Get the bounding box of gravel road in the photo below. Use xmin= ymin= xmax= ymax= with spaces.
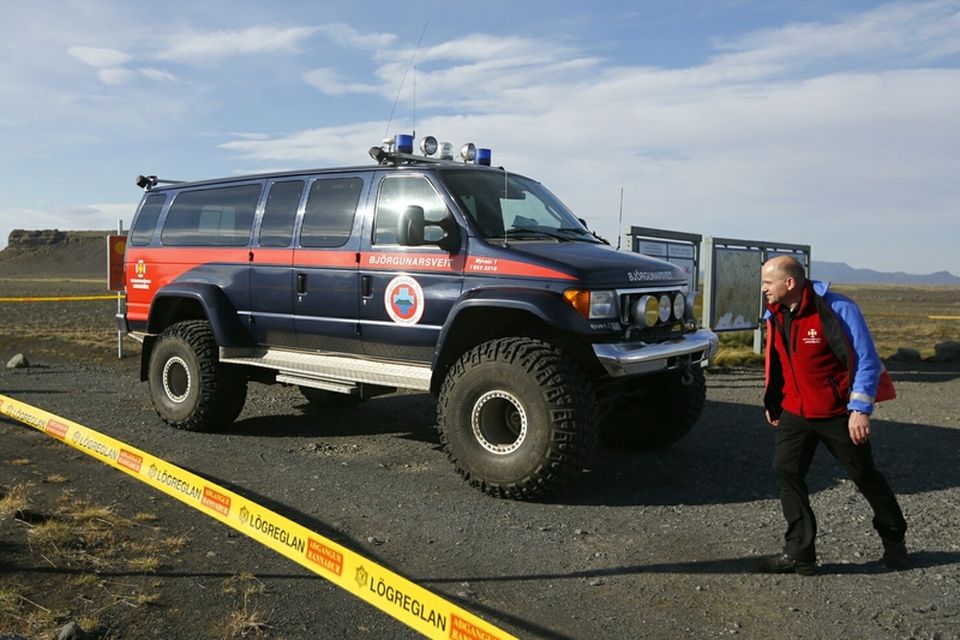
xmin=2 ymin=351 xmax=959 ymax=639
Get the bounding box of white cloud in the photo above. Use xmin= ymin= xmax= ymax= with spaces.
xmin=157 ymin=26 xmax=318 ymax=63
xmin=712 ymin=0 xmax=960 ymax=72
xmin=303 ymin=68 xmax=378 ymax=96
xmin=98 ymin=67 xmax=134 ymax=85
xmin=315 ymin=23 xmax=396 ymax=50
xmin=219 ymin=122 xmax=383 ymax=165
xmin=139 ymin=68 xmax=178 ymax=83
xmin=222 ymin=2 xmax=960 ymax=274
xmin=68 ymin=46 xmax=131 ymax=68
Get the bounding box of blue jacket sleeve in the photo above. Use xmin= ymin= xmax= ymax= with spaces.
xmin=828 ymin=293 xmax=882 ymax=414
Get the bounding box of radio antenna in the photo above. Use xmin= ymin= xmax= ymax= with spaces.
xmin=616 ymin=185 xmax=624 ymax=250
xmin=385 ymin=22 xmax=428 ymax=139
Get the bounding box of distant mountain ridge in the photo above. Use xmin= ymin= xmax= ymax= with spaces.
xmin=811 ymin=261 xmax=960 ymax=286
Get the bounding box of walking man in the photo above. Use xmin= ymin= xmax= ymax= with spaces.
xmin=758 ymin=255 xmax=908 ymax=575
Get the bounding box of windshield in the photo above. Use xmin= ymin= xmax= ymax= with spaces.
xmin=439 ymin=169 xmax=600 ymax=243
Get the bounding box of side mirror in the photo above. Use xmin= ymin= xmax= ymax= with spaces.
xmin=397 ymin=205 xmax=462 ymax=252
xmin=397 ymin=206 xmax=425 ymax=246
xmin=435 ymin=216 xmax=461 ymax=252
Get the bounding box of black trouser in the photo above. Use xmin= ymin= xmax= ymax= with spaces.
xmin=772 ymin=410 xmax=907 ymax=561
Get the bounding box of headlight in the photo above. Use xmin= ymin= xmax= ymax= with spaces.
xmin=563 ymin=289 xmax=618 ymax=319
xmin=658 ymin=294 xmax=672 ymax=323
xmin=633 ymin=295 xmax=659 ymax=327
xmin=685 ymin=291 xmax=697 ymax=320
xmin=672 ymin=292 xmax=685 ymax=321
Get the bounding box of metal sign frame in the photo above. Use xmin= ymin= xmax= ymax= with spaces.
xmin=702 ymin=236 xmax=810 ymax=351
xmin=624 ymin=226 xmax=703 ymax=292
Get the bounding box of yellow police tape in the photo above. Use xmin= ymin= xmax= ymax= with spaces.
xmin=0 ymin=393 xmax=516 ymax=640
xmin=0 ymin=295 xmax=123 ymax=302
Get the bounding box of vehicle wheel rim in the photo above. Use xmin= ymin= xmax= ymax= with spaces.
xmin=162 ymin=357 xmax=191 ymax=403
xmin=471 ymin=390 xmax=527 ymax=455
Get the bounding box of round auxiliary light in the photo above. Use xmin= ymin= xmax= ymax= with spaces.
xmin=420 ymin=135 xmax=438 ymax=156
xmin=394 ymin=133 xmax=414 ymax=155
xmin=461 ymin=142 xmax=477 ymax=162
xmin=659 ymin=294 xmax=672 ymax=323
xmin=685 ymin=291 xmax=698 ymax=320
xmin=633 ymin=295 xmax=660 ymax=328
xmin=476 ymin=148 xmax=492 ymax=166
xmin=672 ymin=292 xmax=685 ymax=321
xmin=439 ymin=142 xmax=454 ymax=160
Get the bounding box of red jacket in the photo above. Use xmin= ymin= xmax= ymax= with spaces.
xmin=765 ymin=282 xmax=849 ymax=418
xmin=763 ymin=281 xmax=895 ymax=420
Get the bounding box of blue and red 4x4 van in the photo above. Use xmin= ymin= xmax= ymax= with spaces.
xmin=121 ymin=134 xmax=718 ymax=500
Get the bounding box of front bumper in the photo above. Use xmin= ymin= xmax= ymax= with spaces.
xmin=592 ymin=329 xmax=719 ymax=377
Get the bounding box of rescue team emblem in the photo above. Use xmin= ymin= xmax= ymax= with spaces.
xmin=384 ymin=276 xmax=424 ymax=325
xmin=131 ymin=259 xmax=152 ymax=290
xmin=803 ymin=328 xmax=822 ymax=345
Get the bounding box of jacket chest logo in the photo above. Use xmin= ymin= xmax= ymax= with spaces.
xmin=802 ymin=327 xmax=823 ymax=345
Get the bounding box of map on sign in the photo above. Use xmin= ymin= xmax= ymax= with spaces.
xmin=711 ymin=248 xmax=762 ymax=331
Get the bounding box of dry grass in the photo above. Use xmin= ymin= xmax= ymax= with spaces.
xmin=0 ymin=581 xmax=58 ymax=634
xmin=220 ymin=574 xmax=272 ymax=639
xmin=132 ymin=512 xmax=159 ymax=523
xmin=833 ymin=284 xmax=960 ymax=359
xmin=1 ymin=490 xmax=176 ymax=638
xmin=0 ymin=482 xmax=32 ymax=517
xmin=162 ymin=534 xmax=189 ymax=553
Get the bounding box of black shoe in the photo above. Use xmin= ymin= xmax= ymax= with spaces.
xmin=882 ymin=541 xmax=910 ymax=570
xmin=757 ymin=553 xmax=817 ymax=576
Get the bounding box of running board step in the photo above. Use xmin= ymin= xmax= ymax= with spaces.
xmin=276 ymin=374 xmax=358 ymax=395
xmin=219 ymin=347 xmax=432 ymax=391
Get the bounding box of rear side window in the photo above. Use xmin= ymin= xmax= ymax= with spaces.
xmin=161 ymin=184 xmax=261 ymax=247
xmin=129 ymin=194 xmax=166 ymax=246
xmin=300 ymin=177 xmax=362 ymax=248
xmin=259 ymin=180 xmax=303 ymax=247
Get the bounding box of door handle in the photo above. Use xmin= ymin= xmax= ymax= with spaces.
xmin=361 ymin=275 xmax=372 ymax=298
xmin=297 ymin=273 xmax=306 ymax=295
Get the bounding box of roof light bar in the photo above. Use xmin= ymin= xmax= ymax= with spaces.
xmin=371 ymin=134 xmax=493 ymax=166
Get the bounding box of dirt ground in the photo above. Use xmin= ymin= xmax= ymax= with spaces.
xmin=1 ymin=271 xmax=959 ymax=639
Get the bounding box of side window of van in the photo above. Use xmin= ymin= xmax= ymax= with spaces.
xmin=374 ymin=176 xmax=449 ymax=245
xmin=259 ymin=180 xmax=303 ymax=247
xmin=161 ymin=184 xmax=261 ymax=247
xmin=129 ymin=194 xmax=166 ymax=246
xmin=300 ymin=177 xmax=363 ymax=248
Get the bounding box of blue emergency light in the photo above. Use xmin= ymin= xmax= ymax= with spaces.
xmin=476 ymin=148 xmax=492 ymax=166
xmin=394 ymin=134 xmax=414 ymax=155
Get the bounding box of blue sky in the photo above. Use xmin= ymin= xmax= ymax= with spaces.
xmin=1 ymin=0 xmax=958 ymax=275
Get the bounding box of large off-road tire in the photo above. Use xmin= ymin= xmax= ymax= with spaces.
xmin=298 ymin=385 xmax=364 ymax=408
xmin=148 ymin=320 xmax=247 ymax=431
xmin=600 ymin=365 xmax=706 ymax=449
xmin=436 ymin=337 xmax=598 ymax=500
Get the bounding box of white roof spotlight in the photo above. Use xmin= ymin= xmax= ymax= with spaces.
xmin=420 ymin=135 xmax=438 ymax=157
xmin=460 ymin=143 xmax=477 ymax=163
